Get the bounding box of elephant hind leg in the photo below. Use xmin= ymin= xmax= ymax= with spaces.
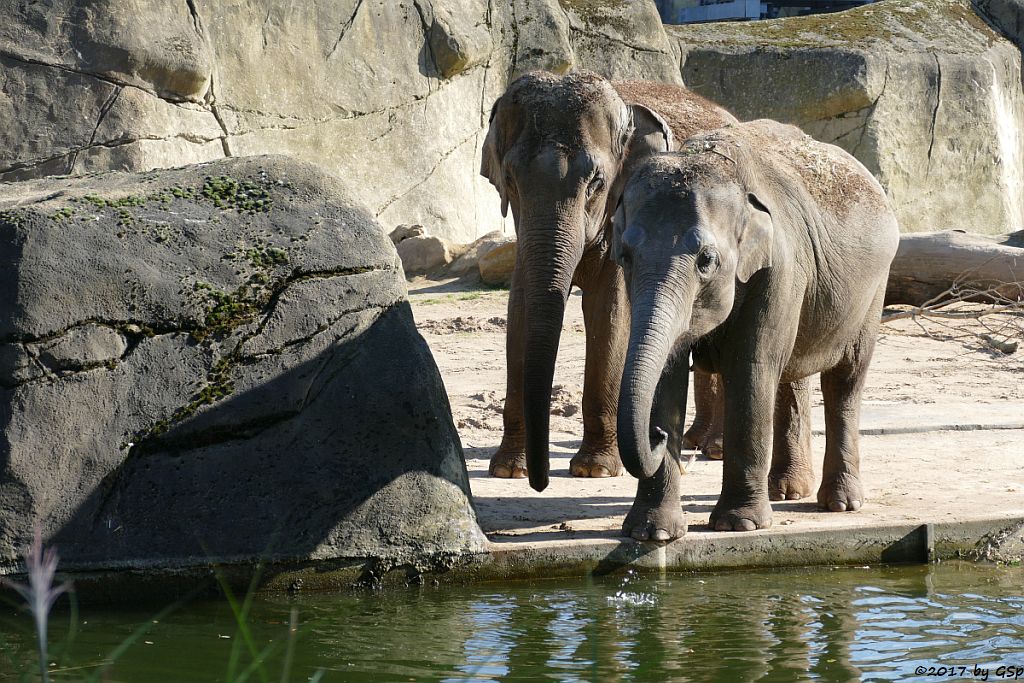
xmin=684 ymin=369 xmax=724 ymax=459
xmin=769 ymin=378 xmax=815 ymax=501
xmin=817 ymin=289 xmax=884 ymax=511
xmin=570 ymin=259 xmax=627 ymax=478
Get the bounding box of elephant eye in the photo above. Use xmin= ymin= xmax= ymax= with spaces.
xmin=586 ymin=173 xmax=605 ymax=200
xmin=617 ymin=244 xmax=632 ymax=268
xmin=695 ymin=248 xmax=719 ymax=278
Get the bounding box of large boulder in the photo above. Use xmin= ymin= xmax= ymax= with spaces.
xmin=0 ymin=0 xmax=681 ymax=244
xmin=478 ymin=238 xmax=518 ymax=286
xmin=0 ymin=156 xmax=486 ymax=574
xmin=669 ymin=0 xmax=1024 ymax=234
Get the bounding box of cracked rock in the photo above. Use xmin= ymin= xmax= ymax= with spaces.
xmin=0 ymin=155 xmax=485 ymax=572
xmin=0 ymin=344 xmax=42 ymax=387
xmin=0 ymin=0 xmax=685 ymax=243
xmin=33 ymin=324 xmax=128 ymax=372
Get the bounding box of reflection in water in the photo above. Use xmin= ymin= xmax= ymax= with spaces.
xmin=2 ymin=562 xmax=1023 ymax=681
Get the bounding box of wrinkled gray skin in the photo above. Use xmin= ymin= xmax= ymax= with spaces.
xmin=613 ymin=120 xmax=900 ymax=539
xmin=481 ymin=71 xmax=736 ymax=492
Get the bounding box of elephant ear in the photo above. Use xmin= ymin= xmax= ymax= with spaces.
xmin=736 ymin=192 xmax=774 ymax=282
xmin=480 ymin=97 xmax=509 ymax=217
xmin=604 ymin=104 xmax=672 ymax=228
xmin=626 ymin=103 xmax=674 ymax=159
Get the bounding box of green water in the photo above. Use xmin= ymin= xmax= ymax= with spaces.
xmin=2 ymin=562 xmax=1023 ymax=682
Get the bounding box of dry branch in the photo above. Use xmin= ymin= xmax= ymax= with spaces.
xmin=881 ymin=230 xmax=1024 ymax=354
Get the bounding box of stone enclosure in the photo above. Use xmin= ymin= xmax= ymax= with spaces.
xmin=1 ymin=0 xmax=1023 ymax=582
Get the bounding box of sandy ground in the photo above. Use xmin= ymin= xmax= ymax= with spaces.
xmin=408 ymin=278 xmax=1024 ymax=543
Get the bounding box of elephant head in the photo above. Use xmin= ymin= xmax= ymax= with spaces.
xmin=612 ymin=148 xmax=774 ymax=480
xmin=481 ymin=71 xmax=674 ymax=492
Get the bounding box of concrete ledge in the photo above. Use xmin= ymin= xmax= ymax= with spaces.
xmin=9 ymin=514 xmax=1019 ymax=604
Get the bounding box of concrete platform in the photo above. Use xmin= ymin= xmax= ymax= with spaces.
xmin=409 ymin=279 xmax=1024 ymax=583
xmin=463 ymin=428 xmax=1024 ymax=581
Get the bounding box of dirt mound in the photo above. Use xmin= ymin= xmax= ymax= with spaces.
xmin=419 ymin=316 xmax=507 ymax=335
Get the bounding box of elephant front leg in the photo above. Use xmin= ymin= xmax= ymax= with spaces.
xmin=570 ymin=261 xmax=627 ymax=478
xmin=622 ymin=453 xmax=686 ymax=541
xmin=490 ymin=266 xmax=528 ymax=478
xmin=710 ymin=366 xmax=776 ymax=531
xmin=769 ymin=378 xmax=815 ymax=501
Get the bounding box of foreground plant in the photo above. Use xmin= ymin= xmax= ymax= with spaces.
xmin=1 ymin=527 xmax=72 ymax=683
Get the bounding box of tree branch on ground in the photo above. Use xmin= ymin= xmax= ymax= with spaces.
xmin=882 ymin=230 xmax=1023 ymax=355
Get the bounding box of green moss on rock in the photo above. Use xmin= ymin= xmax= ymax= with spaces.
xmin=201 ymin=175 xmax=273 ymax=213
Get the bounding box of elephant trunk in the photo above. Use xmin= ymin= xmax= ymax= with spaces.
xmin=520 ymin=212 xmax=582 ymax=492
xmin=618 ymin=279 xmax=689 ymax=480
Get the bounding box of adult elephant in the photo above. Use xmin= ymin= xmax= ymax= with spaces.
xmin=613 ymin=120 xmax=899 ymax=539
xmin=480 ymin=71 xmax=736 ymax=491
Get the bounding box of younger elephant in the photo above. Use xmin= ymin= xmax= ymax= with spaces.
xmin=613 ymin=120 xmax=899 ymax=540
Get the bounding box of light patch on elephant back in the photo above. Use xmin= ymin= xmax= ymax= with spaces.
xmin=781 ymin=136 xmax=883 ymax=216
xmin=736 ymin=121 xmax=885 ymax=217
xmin=612 ymin=81 xmax=738 ymax=142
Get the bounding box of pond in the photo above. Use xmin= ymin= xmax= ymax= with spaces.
xmin=2 ymin=561 xmax=1023 ymax=682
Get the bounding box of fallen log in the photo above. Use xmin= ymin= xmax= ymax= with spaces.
xmin=885 ymin=230 xmax=1024 ymax=307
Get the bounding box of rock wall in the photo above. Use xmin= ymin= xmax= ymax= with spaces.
xmin=670 ymin=0 xmax=1024 ymax=234
xmin=2 ymin=0 xmax=1020 ymax=242
xmin=0 ymin=0 xmax=679 ymax=244
xmin=0 ymin=156 xmax=486 ymax=572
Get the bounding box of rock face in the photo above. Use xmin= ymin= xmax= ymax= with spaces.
xmin=3 ymin=0 xmax=1019 ymax=242
xmin=0 ymin=0 xmax=681 ymax=244
xmin=0 ymin=156 xmax=486 ymax=571
xmin=670 ymin=0 xmax=1024 ymax=234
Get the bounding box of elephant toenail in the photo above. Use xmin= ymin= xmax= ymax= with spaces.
xmin=511 ymin=468 xmax=527 ymax=479
xmin=492 ymin=466 xmax=510 ymax=478
xmin=651 ymin=528 xmax=670 ymax=541
xmin=829 ymin=501 xmax=847 ymax=512
xmin=591 ymin=465 xmax=611 ymax=478
xmin=736 ymin=519 xmax=756 ymax=531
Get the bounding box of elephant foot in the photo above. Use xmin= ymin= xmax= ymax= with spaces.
xmin=621 ymin=458 xmax=685 ymax=541
xmin=702 ymin=433 xmax=724 ymax=460
xmin=769 ymin=467 xmax=816 ymax=501
xmin=489 ymin=442 xmax=527 ymax=479
xmin=710 ymin=496 xmax=773 ymax=532
xmin=682 ymin=421 xmax=709 ymax=451
xmin=570 ymin=443 xmax=623 ymax=478
xmin=817 ymin=471 xmax=864 ymax=512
